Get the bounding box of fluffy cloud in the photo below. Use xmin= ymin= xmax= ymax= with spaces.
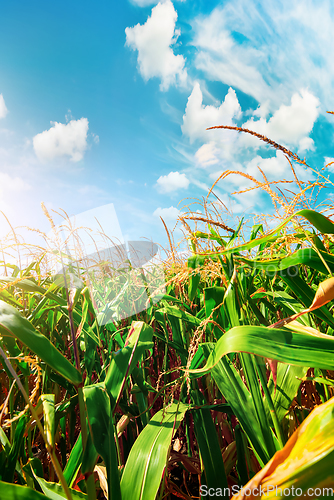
xmin=245 ymin=151 xmax=293 ymax=180
xmin=156 ymin=171 xmax=189 ymax=193
xmin=195 ymin=142 xmax=220 ymax=167
xmin=182 ymin=83 xmax=241 ymax=143
xmin=191 ymin=0 xmax=334 ymax=112
xmin=241 ymin=90 xmax=320 ymax=150
xmin=153 ymin=205 xmax=180 ymax=221
xmin=324 ymin=157 xmax=334 ymax=173
xmin=125 ymin=0 xmax=187 ymax=90
xmin=186 ymin=89 xmax=318 ymax=187
xmin=33 ymin=118 xmax=89 ymax=162
xmin=0 ymin=94 xmax=8 ymax=119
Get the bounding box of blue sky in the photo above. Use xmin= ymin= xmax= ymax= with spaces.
xmin=1 ymin=0 xmax=334 ymax=258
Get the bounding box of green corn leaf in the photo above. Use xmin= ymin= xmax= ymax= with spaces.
xmin=0 ymin=301 xmax=82 ymax=385
xmin=242 ymin=354 xmax=277 ymax=457
xmin=264 ymin=291 xmax=310 ymax=326
xmin=0 ymin=482 xmax=48 ymax=500
xmin=266 ymin=363 xmax=308 ymax=423
xmin=192 ymin=391 xmax=228 ymax=497
xmin=187 ymin=255 xmax=202 ymax=302
xmin=0 ymin=278 xmax=99 ymax=345
xmin=41 ymin=394 xmax=55 ymax=449
xmin=0 ymin=427 xmax=10 ymax=454
xmin=191 ymin=209 xmax=334 ymax=258
xmin=238 ymin=248 xmax=334 ymax=276
xmin=155 ymin=304 xmax=201 ymax=327
xmin=279 ymin=270 xmax=334 ymax=328
xmin=204 ymin=286 xmax=227 ymax=338
xmin=223 ymin=267 xmax=240 ymax=328
xmin=235 ymin=425 xmax=250 ymax=485
xmin=120 ymin=401 xmax=188 ymax=500
xmin=201 ymin=343 xmax=269 ymax=464
xmin=63 ymin=434 xmax=83 ymax=487
xmin=302 ymin=376 xmax=334 ymax=387
xmin=105 ymin=321 xmax=154 ymax=409
xmin=81 ymin=431 xmax=98 ymax=476
xmin=31 ymin=469 xmax=88 ymax=499
xmin=189 ymin=325 xmax=334 ymax=378
xmin=84 ymin=384 xmax=121 ymax=500
xmin=1 ymin=415 xmax=27 ymax=483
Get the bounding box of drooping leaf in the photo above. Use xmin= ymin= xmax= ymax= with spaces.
xmin=32 ymin=468 xmax=88 ymax=499
xmin=310 ymin=276 xmax=334 ymax=310
xmin=0 ymin=277 xmax=99 ymax=345
xmin=189 ymin=325 xmax=334 ymax=378
xmin=0 ymin=301 xmax=82 ymax=385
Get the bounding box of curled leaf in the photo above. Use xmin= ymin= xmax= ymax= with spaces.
xmin=309 ymin=276 xmax=334 ymax=311
xmin=232 ymin=396 xmax=334 ymax=499
xmin=94 ymin=466 xmax=108 ymax=500
xmin=269 ymin=276 xmax=334 ymax=329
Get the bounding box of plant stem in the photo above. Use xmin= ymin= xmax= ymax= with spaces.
xmin=0 ymin=346 xmax=73 ymax=500
xmin=78 ymin=386 xmax=97 ymax=500
xmin=256 ymin=360 xmax=285 ymax=449
xmin=66 ymin=289 xmax=81 ymax=372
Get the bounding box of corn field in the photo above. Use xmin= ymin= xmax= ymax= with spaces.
xmin=1 ymin=128 xmax=334 ymax=499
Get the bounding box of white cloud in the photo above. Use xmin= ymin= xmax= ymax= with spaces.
xmin=125 ymin=0 xmax=187 ymax=90
xmin=192 ymin=8 xmax=271 ymax=106
xmin=153 ymin=205 xmax=180 ymax=221
xmin=298 ymin=137 xmax=314 ymax=153
xmin=191 ymin=0 xmax=334 ymax=113
xmin=0 ymin=94 xmax=8 ymax=119
xmin=325 ymin=157 xmax=334 ymax=173
xmin=156 ymin=171 xmax=189 ymax=193
xmin=245 ymin=152 xmax=292 ymax=180
xmin=92 ymin=133 xmax=100 ymax=145
xmin=0 ymin=172 xmax=31 ymax=196
xmin=195 ymin=142 xmax=220 ymax=167
xmin=182 ymin=83 xmax=241 ymax=143
xmin=241 ymin=90 xmax=320 ymax=150
xmin=253 ymin=101 xmax=270 ymax=119
xmin=33 ymin=118 xmax=89 ymax=162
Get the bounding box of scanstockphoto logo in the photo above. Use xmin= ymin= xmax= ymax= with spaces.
xmin=47 ymin=203 xmax=166 ymax=325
